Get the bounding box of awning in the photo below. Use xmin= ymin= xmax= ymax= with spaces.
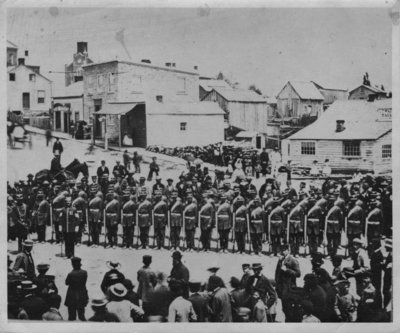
xmin=95 ymin=102 xmax=144 ymax=115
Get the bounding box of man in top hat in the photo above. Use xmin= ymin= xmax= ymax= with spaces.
xmin=34 ymin=263 xmax=58 ymax=304
xmin=17 ymin=280 xmax=48 ymax=320
xmin=259 ymin=148 xmax=269 ymax=176
xmin=14 ymin=239 xmax=36 ymax=280
xmin=275 ymin=244 xmax=301 ymax=299
xmin=216 ymin=195 xmax=232 ymax=253
xmin=170 ymin=251 xmax=190 ymax=298
xmin=153 ymin=192 xmax=168 ymax=250
xmin=183 ymin=194 xmax=198 ymax=251
xmin=101 ymin=261 xmax=126 ymax=294
xmin=240 ymin=263 xmax=253 ymax=289
xmin=65 ymin=257 xmax=88 ymax=321
xmin=352 ymin=238 xmax=370 ymax=296
xmin=137 ymin=255 xmax=157 ymax=314
xmin=247 ymin=263 xmax=277 ymax=314
xmin=153 ymin=176 xmax=165 ymax=194
xmin=97 ymin=160 xmax=110 ymax=180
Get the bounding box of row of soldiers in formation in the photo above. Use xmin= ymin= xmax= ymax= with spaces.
xmin=7 ymin=166 xmax=392 ymax=259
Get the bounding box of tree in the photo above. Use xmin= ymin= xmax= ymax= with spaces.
xmin=248 ymin=84 xmax=262 ymax=95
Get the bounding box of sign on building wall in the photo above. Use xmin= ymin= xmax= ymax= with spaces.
xmin=377 ymin=108 xmax=391 ymax=121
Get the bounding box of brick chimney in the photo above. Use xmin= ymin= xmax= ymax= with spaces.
xmin=336 ymin=120 xmax=345 ymax=132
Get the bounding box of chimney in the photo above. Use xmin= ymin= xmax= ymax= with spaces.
xmin=165 ymin=62 xmax=171 ymax=67
xmin=156 ymin=95 xmax=163 ymax=103
xmin=141 ymin=59 xmax=151 ymax=64
xmin=336 ymin=120 xmax=345 ymax=132
xmin=77 ymin=42 xmax=88 ymax=54
xmin=194 ymin=65 xmax=198 ymax=70
xmin=18 ymin=58 xmax=25 ymax=65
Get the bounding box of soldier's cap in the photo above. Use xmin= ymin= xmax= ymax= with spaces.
xmin=249 ymin=189 xmax=257 ymax=195
xmin=36 ymin=193 xmax=45 ymax=200
xmin=207 ymin=267 xmax=220 ymax=273
xmin=167 ymin=178 xmax=173 ymax=182
xmin=171 ymin=191 xmax=178 ymax=197
xmin=71 ymin=257 xmax=82 ymax=265
xmin=79 ymin=191 xmax=86 ymax=198
xmin=328 ymin=195 xmax=337 ymax=201
xmin=91 ymin=297 xmax=108 ymax=308
xmin=37 ymin=263 xmax=50 ymax=271
xmin=172 ymin=250 xmax=183 ymax=259
xmin=237 ymin=196 xmax=245 ymax=203
xmin=253 ymin=197 xmax=261 ymax=202
xmin=52 ymin=179 xmax=58 ymax=184
xmin=220 ymin=194 xmax=227 ymax=200
xmin=106 ymin=261 xmax=121 ymax=270
xmin=16 ymin=194 xmax=23 ymax=200
xmin=17 ymin=280 xmax=37 ymax=291
xmin=237 ymin=307 xmax=251 ymax=316
xmin=140 ymin=176 xmax=146 ymax=181
xmin=22 ymin=240 xmax=34 ymax=248
xmin=43 ymin=180 xmax=50 ymax=186
xmin=240 ymin=181 xmax=248 ymax=186
xmin=252 ymin=263 xmax=263 ymax=270
xmin=27 ymin=173 xmax=34 ymax=178
xmin=242 ymin=263 xmax=250 ymax=269
xmin=272 ymin=197 xmax=281 ymax=203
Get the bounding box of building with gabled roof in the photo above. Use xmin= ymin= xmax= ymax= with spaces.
xmin=282 ymin=99 xmax=392 ymax=174
xmin=199 ymin=79 xmax=230 ymax=99
xmin=348 ymin=84 xmax=388 ymax=100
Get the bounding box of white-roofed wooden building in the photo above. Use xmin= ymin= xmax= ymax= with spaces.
xmin=281 ymin=99 xmax=392 ymax=174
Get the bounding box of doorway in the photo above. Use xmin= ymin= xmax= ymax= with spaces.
xmin=22 ymin=93 xmax=30 ymax=109
xmin=125 ymin=104 xmax=147 ymax=148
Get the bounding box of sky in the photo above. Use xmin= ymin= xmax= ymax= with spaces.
xmin=7 ymin=6 xmax=393 ymax=96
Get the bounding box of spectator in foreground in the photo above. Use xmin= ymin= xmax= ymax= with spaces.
xmin=42 ymin=294 xmax=63 ymax=321
xmin=301 ymin=300 xmax=321 ymax=323
xmin=88 ymin=297 xmax=119 ymax=322
xmin=65 ymin=257 xmax=88 ymax=321
xmin=168 ymin=281 xmax=197 ymax=322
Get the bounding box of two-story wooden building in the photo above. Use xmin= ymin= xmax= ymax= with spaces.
xmin=282 ymin=99 xmax=392 ymax=174
xmin=83 ymin=60 xmax=225 ymax=147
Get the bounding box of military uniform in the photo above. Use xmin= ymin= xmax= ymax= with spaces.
xmin=52 ymin=194 xmax=66 ymax=243
xmin=325 ymin=204 xmax=343 ymax=257
xmin=199 ymin=200 xmax=214 ymax=251
xmin=250 ymin=204 xmax=265 ymax=255
xmin=122 ymin=198 xmax=137 ymax=249
xmin=347 ymin=203 xmax=365 ymax=249
xmin=307 ymin=205 xmax=323 ymax=255
xmin=106 ymin=197 xmax=120 ymax=247
xmin=72 ymin=195 xmax=87 ymax=244
xmin=288 ymin=204 xmax=305 ymax=256
xmin=170 ymin=198 xmax=183 ymax=249
xmin=88 ymin=195 xmax=103 ymax=246
xmin=269 ymin=204 xmax=285 ymax=255
xmin=153 ymin=198 xmax=168 ymax=249
xmin=137 ymin=198 xmax=152 ymax=248
xmin=366 ymin=204 xmax=383 ymax=248
xmin=216 ymin=200 xmax=232 ymax=252
xmin=234 ymin=203 xmax=248 ymax=253
xmin=36 ymin=197 xmax=50 ymax=243
xmin=183 ymin=200 xmax=197 ymax=250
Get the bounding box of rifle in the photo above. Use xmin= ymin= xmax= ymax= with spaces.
xmin=50 ymin=204 xmax=54 ymax=243
xmin=364 ymin=214 xmax=369 ymax=248
xmin=182 ymin=210 xmax=186 ymax=250
xmin=323 ymin=216 xmax=328 ymax=256
xmin=304 ymin=215 xmax=308 ymax=256
xmin=231 ymin=212 xmax=236 ymax=253
xmin=152 ymin=209 xmax=156 ymax=248
xmin=197 ymin=211 xmax=201 ymax=252
xmin=215 ymin=211 xmax=219 ymax=252
xmin=86 ymin=208 xmax=90 ymax=246
xmin=103 ymin=209 xmax=107 ymax=248
xmin=344 ymin=216 xmax=348 ymax=257
xmin=136 ymin=209 xmax=140 ymax=248
xmin=286 ymin=213 xmax=290 ymax=251
xmin=168 ymin=210 xmax=171 ymax=249
xmin=247 ymin=213 xmax=252 ymax=253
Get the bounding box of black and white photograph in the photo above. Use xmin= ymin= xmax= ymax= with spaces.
xmin=3 ymin=0 xmax=399 ymax=330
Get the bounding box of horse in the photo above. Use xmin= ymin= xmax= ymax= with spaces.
xmin=64 ymin=159 xmax=89 ymax=179
xmin=34 ymin=159 xmax=88 ymax=184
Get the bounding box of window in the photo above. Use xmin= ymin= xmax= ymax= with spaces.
xmin=343 ymin=141 xmax=361 ymax=157
xmin=301 ymin=142 xmax=315 ymax=155
xmin=156 ymin=95 xmax=163 ymax=103
xmin=9 ymin=73 xmax=15 ymax=81
xmin=37 ymin=90 xmax=45 ymax=104
xmin=29 ymin=74 xmax=36 ymax=82
xmin=108 ymin=73 xmax=116 ymax=92
xmin=25 ymin=50 xmax=29 ymax=56
xmin=180 ymin=122 xmax=187 ymax=131
xmin=382 ymin=144 xmax=391 ymax=158
xmin=177 ymin=77 xmax=186 ymax=93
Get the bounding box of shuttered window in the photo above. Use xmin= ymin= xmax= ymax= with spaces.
xmin=382 ymin=144 xmax=391 ymax=158
xmin=343 ymin=141 xmax=361 ymax=156
xmin=301 ymin=142 xmax=315 ymax=155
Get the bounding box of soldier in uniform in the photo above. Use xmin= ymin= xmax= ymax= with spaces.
xmin=183 ymin=194 xmax=197 ymax=251
xmin=36 ymin=192 xmax=50 ymax=243
xmin=122 ymin=195 xmax=137 ymax=249
xmin=15 ymin=194 xmax=29 ymax=252
xmin=234 ymin=197 xmax=248 ymax=254
xmin=365 ymin=199 xmax=383 ymax=250
xmin=88 ymin=192 xmax=104 ymax=248
xmin=137 ymin=193 xmax=152 ymax=249
xmin=306 ymin=200 xmax=323 ymax=255
xmin=269 ymin=198 xmax=285 ymax=257
xmin=153 ymin=192 xmax=168 ymax=250
xmin=346 ymin=197 xmax=365 ymax=252
xmin=324 ymin=197 xmax=344 ymax=258
xmin=199 ymin=196 xmax=215 ymax=252
xmin=60 ymin=196 xmax=79 ymax=258
xmin=216 ymin=195 xmax=232 ymax=253
xmin=52 ymin=191 xmax=67 ymax=244
xmin=249 ymin=197 xmax=265 ymax=256
xmin=89 ymin=176 xmax=102 ymax=199
xmin=287 ymin=200 xmax=305 ymax=257
xmin=105 ymin=193 xmax=120 ymax=248
xmin=72 ymin=191 xmax=88 ymax=246
xmin=170 ymin=192 xmax=183 ymax=250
